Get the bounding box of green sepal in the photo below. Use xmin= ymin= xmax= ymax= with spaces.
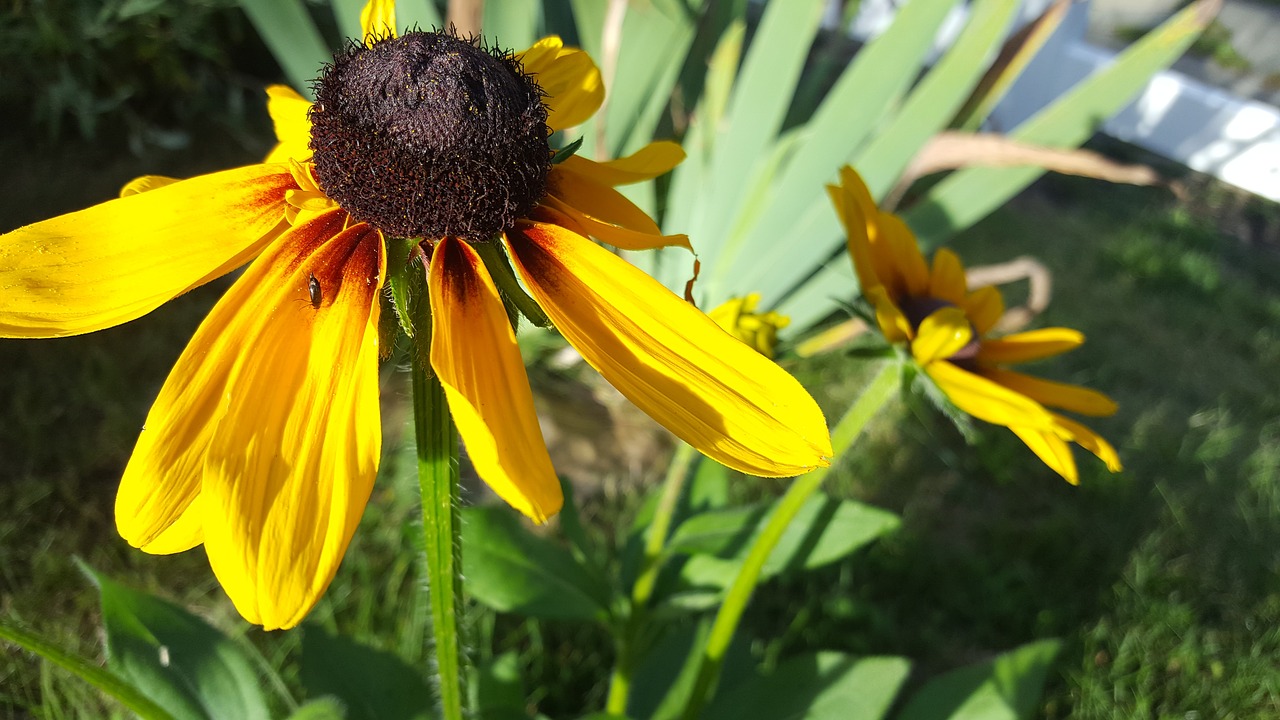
xmin=385 ymin=236 xmax=433 ymax=375
xmin=472 ymin=239 xmax=552 ymax=330
xmin=551 ymin=136 xmax=584 ymax=164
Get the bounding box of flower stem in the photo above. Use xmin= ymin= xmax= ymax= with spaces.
xmin=412 ymin=363 xmax=465 ymax=720
xmin=680 ymin=361 xmax=899 ymax=719
xmin=605 ymin=441 xmax=699 ymax=715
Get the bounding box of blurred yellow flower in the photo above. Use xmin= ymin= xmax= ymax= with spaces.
xmin=0 ymin=2 xmax=831 ymax=629
xmin=708 ymin=293 xmax=791 ymax=358
xmin=830 ymin=166 xmax=1121 ymax=484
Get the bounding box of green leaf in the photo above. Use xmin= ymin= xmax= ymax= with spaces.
xmin=236 ymin=0 xmax=330 ymax=96
xmin=690 ymin=0 xmax=828 ymax=262
xmin=905 ymin=0 xmax=1218 ymax=245
xmin=854 ymin=0 xmax=1022 ymax=199
xmin=89 ymin=570 xmax=272 ymax=720
xmin=896 ymin=639 xmax=1062 ymax=720
xmin=629 ymin=619 xmax=753 ymax=720
xmin=329 ymin=0 xmax=365 ymax=39
xmin=706 ymin=652 xmax=911 ymax=720
xmin=288 ymin=697 xmax=349 ymax=720
xmin=462 ymin=506 xmax=612 ymax=620
xmin=686 ymin=457 xmax=730 ymax=511
xmin=483 ymin=0 xmax=539 ymax=53
xmin=713 ymin=0 xmax=957 ymax=303
xmin=299 ymin=625 xmax=434 ymax=720
xmin=470 ymin=651 xmax=525 ymax=720
xmin=397 ymin=0 xmax=443 ymax=30
xmin=0 ymin=618 xmax=177 ymax=720
xmin=668 ymin=493 xmax=900 ymax=580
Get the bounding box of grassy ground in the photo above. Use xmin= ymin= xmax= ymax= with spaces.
xmin=2 ymin=128 xmax=1279 ymax=719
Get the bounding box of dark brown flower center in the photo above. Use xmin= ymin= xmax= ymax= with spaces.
xmin=309 ymin=30 xmax=551 ymax=241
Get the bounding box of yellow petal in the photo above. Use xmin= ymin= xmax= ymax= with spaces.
xmin=867 ymin=286 xmax=911 ymax=344
xmin=1009 ymin=426 xmax=1079 ymax=485
xmin=830 ymin=168 xmax=882 ymax=295
xmin=925 ymin=360 xmax=1057 ymax=431
xmin=360 ymin=0 xmax=396 ymax=38
xmin=981 ymin=367 xmax=1118 ymax=417
xmin=505 ymin=220 xmax=832 ymax=476
xmin=201 ymin=213 xmax=385 ymax=630
xmin=877 ymin=213 xmax=929 ymax=298
xmin=265 ymin=85 xmax=313 ymax=163
xmin=0 ymin=163 xmax=293 ymax=338
xmin=929 ymin=248 xmax=967 ymax=305
xmin=517 ymin=37 xmax=603 ymax=131
xmin=558 ymin=141 xmax=685 ymax=186
xmin=976 ymin=327 xmax=1084 ymax=364
xmin=912 ymin=307 xmax=972 ymax=365
xmin=116 ymin=209 xmax=350 ymax=554
xmin=428 ymin=237 xmax=563 ymax=523
xmin=963 ymin=285 xmax=1005 ymax=336
xmin=1053 ymin=414 xmax=1123 ymax=473
xmin=541 ymin=180 xmax=691 ymax=251
xmin=120 ymin=176 xmax=179 ymax=197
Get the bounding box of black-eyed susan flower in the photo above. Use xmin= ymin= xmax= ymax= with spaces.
xmin=708 ymin=293 xmax=790 ymax=358
xmin=0 ymin=2 xmax=831 ymax=629
xmin=829 ymin=166 xmax=1121 ymax=484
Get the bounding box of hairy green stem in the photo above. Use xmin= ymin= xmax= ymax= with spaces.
xmin=412 ymin=365 xmax=465 ymax=720
xmin=605 ymin=441 xmax=699 ymax=715
xmin=681 ymin=362 xmax=899 ymax=719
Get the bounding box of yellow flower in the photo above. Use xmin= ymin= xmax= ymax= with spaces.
xmin=708 ymin=293 xmax=791 ymax=358
xmin=0 ymin=3 xmax=831 ymax=629
xmin=829 ymin=166 xmax=1121 ymax=484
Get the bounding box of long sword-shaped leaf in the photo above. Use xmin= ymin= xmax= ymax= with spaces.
xmin=904 ymin=0 xmax=1221 ymax=245
xmin=854 ymin=0 xmax=1021 ymax=199
xmin=398 ymin=0 xmax=443 ymax=29
xmin=712 ymin=0 xmax=960 ymax=303
xmin=483 ymin=0 xmax=539 ymax=52
xmin=237 ymin=0 xmax=331 ymax=95
xmin=689 ymin=0 xmax=828 ymax=260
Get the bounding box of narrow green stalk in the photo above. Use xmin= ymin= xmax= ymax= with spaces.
xmin=412 ymin=364 xmax=465 ymax=720
xmin=681 ymin=362 xmax=900 ymax=719
xmin=605 ymin=441 xmax=699 ymax=715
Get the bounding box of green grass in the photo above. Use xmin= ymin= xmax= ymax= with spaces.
xmin=3 ymin=130 xmax=1280 ymax=719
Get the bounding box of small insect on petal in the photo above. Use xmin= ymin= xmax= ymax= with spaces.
xmin=308 ymin=273 xmax=322 ymax=308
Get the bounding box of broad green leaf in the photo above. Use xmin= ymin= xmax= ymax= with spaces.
xmin=470 ymin=651 xmax=525 ymax=720
xmin=629 ymin=619 xmax=752 ymax=720
xmin=896 ymin=639 xmax=1062 ymax=720
xmin=299 ymin=625 xmax=434 ymax=720
xmin=669 ymin=493 xmax=901 ymax=580
xmin=854 ymin=0 xmax=1021 ymax=199
xmin=88 ymin=570 xmax=270 ymax=720
xmin=483 ymin=0 xmax=539 ymax=53
xmin=462 ymin=506 xmax=612 ymax=621
xmin=236 ymin=0 xmax=331 ymax=96
xmin=705 ymin=652 xmax=911 ymax=720
xmin=288 ymin=697 xmax=348 ymax=720
xmin=716 ymin=0 xmax=958 ymax=302
xmin=687 ymin=456 xmax=731 ymax=511
xmin=0 ymin=618 xmax=176 ymax=720
xmin=905 ymin=0 xmax=1218 ymax=245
